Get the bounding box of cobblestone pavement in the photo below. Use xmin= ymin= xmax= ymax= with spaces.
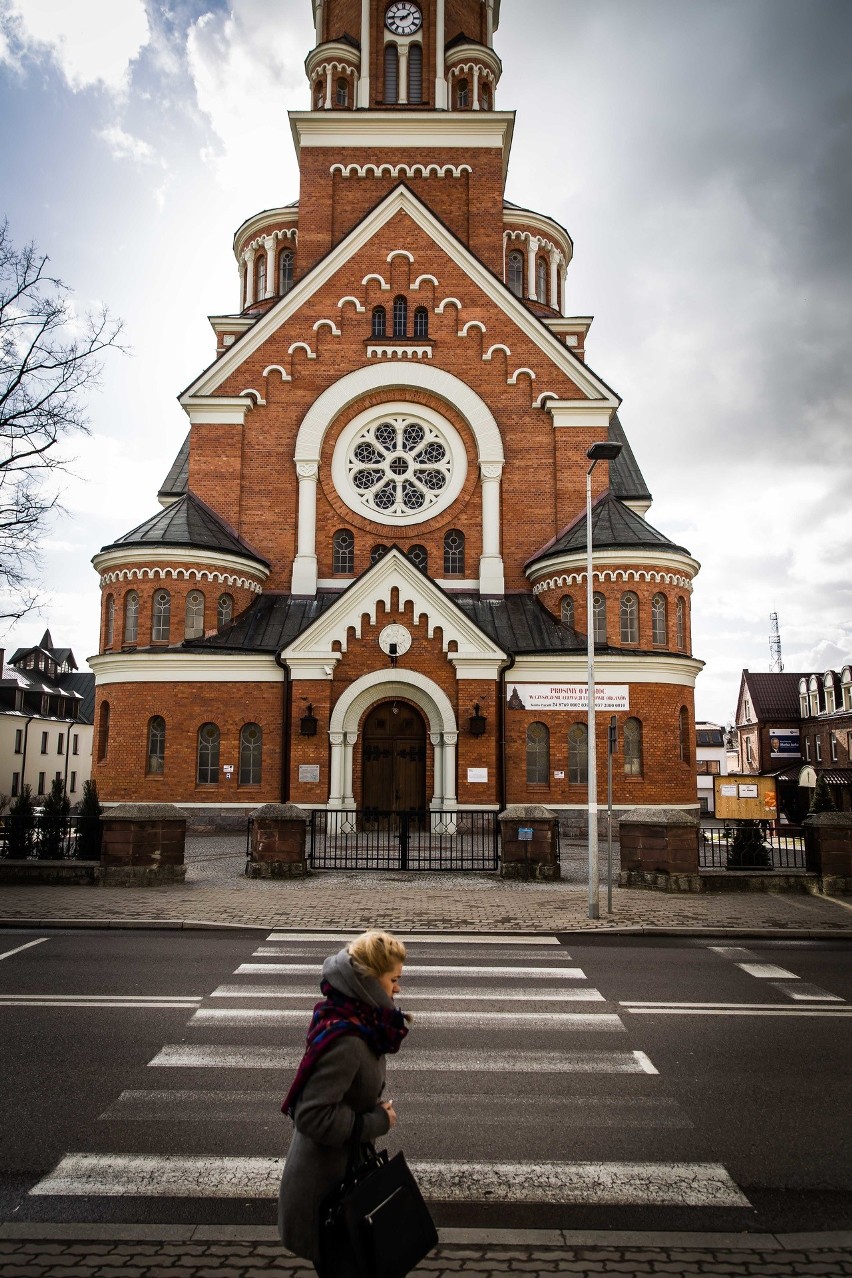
xmin=0 ymin=1232 xmax=850 ymax=1276
xmin=0 ymin=836 xmax=849 ymax=933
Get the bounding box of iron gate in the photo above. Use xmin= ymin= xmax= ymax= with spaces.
xmin=308 ymin=809 xmax=500 ymax=872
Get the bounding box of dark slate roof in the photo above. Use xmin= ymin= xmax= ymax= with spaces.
xmin=158 ymin=434 xmax=189 ymax=499
xmin=102 ymin=492 xmax=269 ymax=567
xmin=696 ymin=726 xmax=725 ymax=747
xmin=185 ymin=593 xmax=339 ymax=652
xmin=445 ymin=32 xmax=489 ymax=51
xmin=526 ymin=493 xmax=692 ymax=569
xmin=609 ymin=412 xmax=651 ymax=502
xmin=742 ymin=671 xmax=810 ymax=721
xmin=58 ymin=672 xmax=95 ymax=723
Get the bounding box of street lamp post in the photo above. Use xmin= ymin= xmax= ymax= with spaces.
xmin=585 ymin=440 xmax=622 ymax=919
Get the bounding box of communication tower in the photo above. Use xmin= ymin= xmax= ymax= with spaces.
xmin=769 ymin=612 xmax=784 ymax=673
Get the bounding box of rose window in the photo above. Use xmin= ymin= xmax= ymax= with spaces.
xmin=346 ymin=416 xmax=453 ymax=518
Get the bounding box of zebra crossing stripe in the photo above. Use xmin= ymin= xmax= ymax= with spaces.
xmin=265 ymin=934 xmax=560 ymax=945
xmin=29 ymin=1154 xmax=747 ymax=1206
xmin=736 ymin=963 xmax=799 ymax=979
xmin=188 ymin=1008 xmax=625 ymax=1030
xmin=210 ymin=984 xmax=605 ymax=1002
xmin=235 ymin=963 xmax=585 ymax=978
xmin=147 ymin=1044 xmax=658 ymax=1073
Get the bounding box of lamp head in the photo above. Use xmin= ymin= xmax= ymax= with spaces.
xmin=586 ymin=442 xmax=623 ymax=463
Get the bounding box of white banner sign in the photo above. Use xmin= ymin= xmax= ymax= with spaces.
xmin=507 ymin=684 xmax=630 ymax=712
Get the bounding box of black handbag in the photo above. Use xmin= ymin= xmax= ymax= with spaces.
xmin=319 ymin=1115 xmax=438 ymax=1278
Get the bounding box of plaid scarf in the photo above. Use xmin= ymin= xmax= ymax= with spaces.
xmin=281 ymin=979 xmax=409 ymax=1119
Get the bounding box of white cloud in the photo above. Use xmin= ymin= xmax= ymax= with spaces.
xmin=98 ymin=123 xmax=157 ymax=164
xmin=0 ymin=0 xmax=150 ymax=93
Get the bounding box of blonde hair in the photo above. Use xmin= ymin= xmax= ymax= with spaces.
xmin=348 ymin=930 xmax=406 ymax=979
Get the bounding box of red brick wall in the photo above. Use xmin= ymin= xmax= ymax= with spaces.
xmin=536 ymin=571 xmax=695 ymax=657
xmin=99 ymin=567 xmax=261 ymax=654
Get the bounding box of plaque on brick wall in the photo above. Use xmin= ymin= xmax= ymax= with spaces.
xmin=467 ymin=768 xmax=488 ymax=783
xmin=299 ymin=764 xmax=320 ymax=783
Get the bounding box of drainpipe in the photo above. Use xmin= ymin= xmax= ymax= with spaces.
xmin=274 ymin=651 xmax=291 ymax=803
xmin=498 ymin=653 xmax=516 ymax=813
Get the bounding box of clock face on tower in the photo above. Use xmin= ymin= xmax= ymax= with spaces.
xmin=385 ymin=2 xmax=422 ymax=36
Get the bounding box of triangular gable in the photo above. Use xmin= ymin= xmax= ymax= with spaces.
xmin=180 ymin=185 xmax=618 ymax=407
xmin=281 ymin=547 xmax=508 ymax=679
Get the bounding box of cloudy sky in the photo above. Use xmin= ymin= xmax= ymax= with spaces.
xmin=1 ymin=0 xmax=850 ymax=725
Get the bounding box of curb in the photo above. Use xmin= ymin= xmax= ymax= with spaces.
xmin=1 ymin=918 xmax=851 ymax=938
xmin=0 ymin=1222 xmax=850 ymax=1250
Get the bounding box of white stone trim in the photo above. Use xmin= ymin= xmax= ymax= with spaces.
xmin=262 ymin=364 xmax=292 ymax=382
xmin=483 ymin=343 xmax=510 ymax=361
xmin=97 ymin=567 xmax=264 ymax=594
xmin=362 ymin=273 xmax=390 ymax=289
xmin=511 ymin=653 xmax=704 ymax=687
xmin=90 ymin=653 xmax=284 ymax=685
xmin=233 ymin=211 xmax=298 ymax=262
xmin=337 ymin=296 xmax=366 ymax=312
xmin=289 ymin=110 xmax=513 ymax=156
xmin=459 ymin=320 xmax=486 ymax=337
xmin=534 ymin=391 xmax=559 ymax=408
xmin=313 ymin=319 xmax=341 ymax=336
xmin=508 ymin=367 xmax=536 ymax=385
xmin=93 ymin=545 xmax=269 ymax=583
xmin=387 ymin=250 xmax=415 ymax=262
xmin=239 ymin=387 xmax=266 ymax=405
xmin=181 ymin=396 xmax=254 ymax=426
xmin=331 ymin=162 xmax=473 ymax=178
xmin=528 ymin=548 xmax=701 ymax=588
xmin=435 ymin=297 xmax=462 ymax=313
xmin=367 ymin=344 xmax=432 ymax=360
xmin=547 ymin=403 xmax=616 ymax=429
xmin=288 ymin=341 xmax=317 ymax=359
xmin=412 ymin=274 xmax=439 ymax=289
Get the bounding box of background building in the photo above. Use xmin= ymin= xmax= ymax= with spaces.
xmin=695 ymin=722 xmax=727 ymax=816
xmin=89 ymin=0 xmax=703 ymax=832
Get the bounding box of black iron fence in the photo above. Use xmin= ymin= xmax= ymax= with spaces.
xmin=309 ymin=809 xmax=500 ymax=872
xmin=699 ymin=821 xmax=806 ymax=871
xmin=0 ymin=814 xmax=103 ymax=862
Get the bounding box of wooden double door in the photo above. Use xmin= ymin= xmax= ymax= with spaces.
xmin=361 ymin=702 xmax=427 ymax=817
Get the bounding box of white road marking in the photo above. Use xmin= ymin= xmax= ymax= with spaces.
xmin=30 ymin=1154 xmax=746 ymax=1206
xmin=210 ymin=984 xmax=605 ymax=1002
xmin=0 ymin=994 xmax=202 ymax=1003
xmin=770 ymin=981 xmax=844 ymax=1002
xmin=736 ymin=963 xmax=799 ymax=979
xmin=265 ymin=934 xmax=560 ymax=945
xmin=0 ymin=999 xmax=202 ymax=1010
xmin=189 ymin=1007 xmax=625 ymax=1030
xmin=624 ymin=1007 xmax=852 ymax=1017
xmin=235 ymin=963 xmax=585 ymax=979
xmin=254 ymin=946 xmax=564 ymax=959
xmin=709 ymin=946 xmax=755 ymax=958
xmin=148 ymin=1044 xmax=658 ymax=1073
xmin=0 ymin=937 xmax=48 ymax=961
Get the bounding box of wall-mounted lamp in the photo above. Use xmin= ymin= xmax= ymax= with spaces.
xmin=469 ymin=703 xmax=487 ymax=737
xmin=300 ymin=704 xmax=318 ymax=736
xmin=388 ymin=642 xmax=398 ymax=669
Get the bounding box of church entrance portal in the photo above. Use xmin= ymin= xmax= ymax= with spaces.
xmin=361 ymin=701 xmax=426 ymax=819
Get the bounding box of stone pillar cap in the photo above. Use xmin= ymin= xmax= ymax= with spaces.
xmin=804 ymin=811 xmax=852 ymax=826
xmin=499 ymin=804 xmax=555 ymax=821
xmin=619 ymin=807 xmax=699 ymax=827
xmin=104 ymin=803 xmax=186 ymax=822
xmin=251 ymin=802 xmax=310 ymax=822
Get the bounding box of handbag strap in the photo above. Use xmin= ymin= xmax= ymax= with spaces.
xmin=345 ymin=1112 xmax=365 ymax=1181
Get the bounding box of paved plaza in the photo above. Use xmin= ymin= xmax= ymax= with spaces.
xmin=0 ymin=836 xmax=849 ymax=933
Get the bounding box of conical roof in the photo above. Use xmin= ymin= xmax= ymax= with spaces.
xmin=101 ymin=492 xmax=269 ymax=566
xmin=526 ymin=492 xmax=692 ymax=569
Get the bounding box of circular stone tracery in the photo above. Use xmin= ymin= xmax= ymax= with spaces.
xmin=332 ymin=404 xmax=468 ymax=526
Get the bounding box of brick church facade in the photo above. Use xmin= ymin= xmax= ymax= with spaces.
xmin=90 ymin=0 xmax=703 ymax=829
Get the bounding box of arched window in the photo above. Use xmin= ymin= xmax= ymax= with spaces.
xmin=593 ymin=592 xmax=607 ymax=645
xmin=408 ymin=545 xmax=428 ymax=572
xmin=370 ymin=544 xmax=388 ymax=565
xmin=508 ymin=250 xmax=524 ymax=297
xmin=620 ymin=592 xmax=639 ymax=644
xmin=678 ymin=706 xmax=690 ymax=764
xmin=393 ymin=294 xmax=407 ymax=337
xmin=147 ymin=715 xmax=166 ymax=775
xmin=408 ymin=43 xmax=422 ymax=103
xmin=561 ymin=596 xmax=574 ymax=628
xmin=241 ymin=262 xmax=248 ymax=309
xmin=124 ymin=591 xmax=138 ymax=644
xmin=239 ymin=723 xmax=262 ymax=785
xmin=624 ymin=717 xmax=643 ymax=776
xmin=568 ymin=723 xmax=588 ymax=784
xmin=824 ymin=672 xmax=836 ymax=714
xmin=526 ymin=722 xmax=549 ymax=784
xmin=278 ymin=249 xmax=294 ymax=295
xmin=105 ymin=594 xmax=115 ymax=647
xmin=413 ymin=306 xmax=429 ymax=338
xmin=808 ymin=675 xmax=820 ymax=717
xmin=481 ymin=83 xmax=491 ymax=110
xmin=185 ymin=590 xmax=204 ymax=640
xmin=456 ymin=77 xmax=469 ymax=108
xmin=255 ymin=253 xmax=266 ymax=301
xmin=842 ymin=667 xmax=852 ymax=711
xmin=536 ymin=258 xmax=547 ymax=304
xmin=799 ymin=678 xmax=809 ymax=718
xmin=384 ymin=43 xmax=399 ymax=103
xmin=314 ymin=80 xmax=324 ymax=109
xmin=152 ymin=589 xmax=171 ymax=642
xmin=197 ymin=723 xmax=220 ymax=784
xmin=651 ymin=593 xmax=667 ymax=646
xmin=97 ymin=701 xmax=110 ymax=763
xmin=217 ymin=593 xmax=233 ymax=631
xmin=372 ymin=305 xmax=386 ymax=337
xmin=444 ymin=529 xmax=465 ymax=575
xmin=333 ymin=529 xmax=355 ymax=574
xmin=336 ymin=77 xmax=348 ymax=107
xmin=676 ymin=597 xmax=686 ymax=650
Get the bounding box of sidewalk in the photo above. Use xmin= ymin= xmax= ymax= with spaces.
xmin=0 ymin=836 xmax=850 ymax=934
xmin=1 ymin=1226 xmax=850 ymax=1277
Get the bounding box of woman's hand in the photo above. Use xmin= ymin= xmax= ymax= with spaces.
xmin=380 ymin=1100 xmax=398 ymax=1129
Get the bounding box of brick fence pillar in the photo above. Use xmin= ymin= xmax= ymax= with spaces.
xmin=498 ymin=804 xmax=560 ymax=881
xmin=247 ymin=803 xmax=309 ymax=878
xmin=100 ymin=803 xmax=186 ymax=886
xmin=804 ymin=811 xmax=852 ymax=891
xmin=619 ymin=807 xmax=699 ymax=887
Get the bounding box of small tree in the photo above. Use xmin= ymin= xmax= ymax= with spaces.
xmin=727 ymin=819 xmax=771 ymax=870
xmin=809 ymin=773 xmax=837 ymax=815
xmin=7 ymin=783 xmax=35 ymax=859
xmin=76 ymin=778 xmax=103 ymax=860
xmin=40 ymin=775 xmax=71 ymax=859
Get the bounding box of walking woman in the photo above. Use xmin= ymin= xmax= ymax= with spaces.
xmin=278 ymin=929 xmax=409 ymax=1276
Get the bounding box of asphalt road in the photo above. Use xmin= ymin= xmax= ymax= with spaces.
xmin=0 ymin=926 xmax=849 ymax=1234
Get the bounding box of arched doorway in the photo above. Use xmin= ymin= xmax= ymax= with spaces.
xmin=362 ymin=701 xmax=426 ymax=816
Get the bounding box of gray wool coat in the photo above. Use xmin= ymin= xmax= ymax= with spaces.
xmin=278 ymin=950 xmax=396 ymax=1264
